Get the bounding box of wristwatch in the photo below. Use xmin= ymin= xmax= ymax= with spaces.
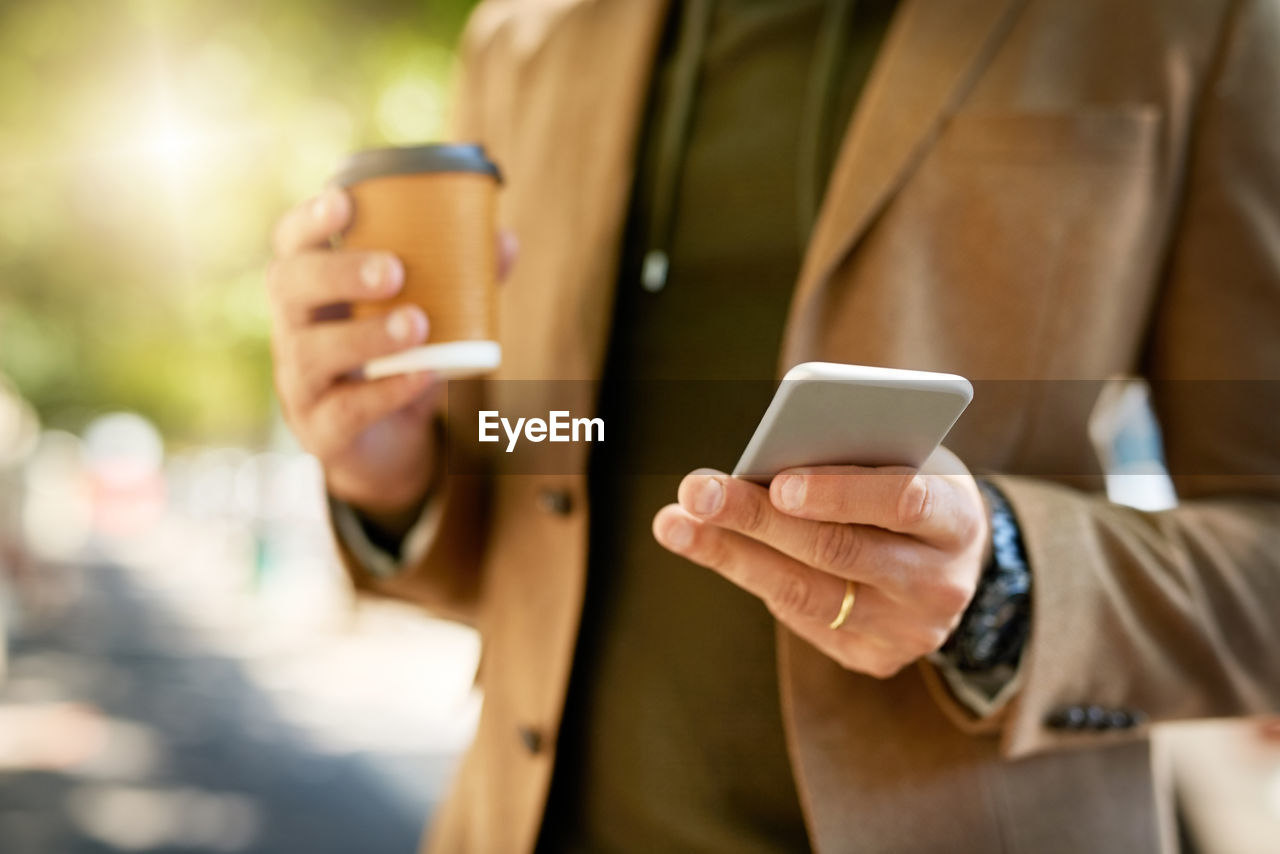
xmin=936 ymin=479 xmax=1033 ymax=673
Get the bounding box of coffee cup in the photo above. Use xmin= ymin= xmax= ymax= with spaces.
xmin=333 ymin=143 xmax=503 ymax=379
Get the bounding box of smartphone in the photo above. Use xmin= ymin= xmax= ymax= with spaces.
xmin=732 ymin=362 xmax=973 ymax=483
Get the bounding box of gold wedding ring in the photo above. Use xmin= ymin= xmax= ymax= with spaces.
xmin=829 ymin=580 xmax=857 ymax=630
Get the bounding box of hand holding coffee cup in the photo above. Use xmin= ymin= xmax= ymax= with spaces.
xmin=267 ymin=143 xmax=510 ymax=522
xmin=336 ymin=144 xmax=504 ymax=379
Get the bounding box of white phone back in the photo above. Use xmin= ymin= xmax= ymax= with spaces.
xmin=732 ymin=362 xmax=973 ymax=482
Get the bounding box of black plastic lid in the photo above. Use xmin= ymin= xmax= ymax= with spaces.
xmin=332 ymin=143 xmax=502 ymax=186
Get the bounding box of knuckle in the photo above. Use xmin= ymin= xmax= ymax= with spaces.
xmin=737 ymin=489 xmax=770 ymax=533
xmin=329 ymin=389 xmax=366 ymax=439
xmin=876 ymin=661 xmax=906 ymax=680
xmin=903 ymin=622 xmax=949 ymax=655
xmin=811 ymin=523 xmax=860 ymax=571
xmin=922 ymin=625 xmax=951 ymax=653
xmin=770 ymin=572 xmax=816 ymax=618
xmin=831 ymin=645 xmax=862 ymax=672
xmin=317 ymin=252 xmax=350 ymax=291
xmin=932 ymin=577 xmax=974 ymax=616
xmin=896 ymin=476 xmax=933 ymax=528
xmin=864 ymin=655 xmax=905 ymax=680
xmin=390 ymin=373 xmax=424 ymax=406
xmin=703 ymin=531 xmax=739 ymax=570
xmin=373 ymin=376 xmax=415 ymax=414
xmin=687 ymin=524 xmax=725 ymax=567
xmin=353 ymin=316 xmax=385 ymax=356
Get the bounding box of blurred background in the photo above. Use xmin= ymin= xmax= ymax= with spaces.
xmin=0 ymin=1 xmax=483 ymax=852
xmin=0 ymin=1 xmax=1276 ymax=853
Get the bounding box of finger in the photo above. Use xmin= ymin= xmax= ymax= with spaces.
xmin=497 ymin=229 xmax=519 ymax=281
xmin=770 ymin=466 xmax=980 ymax=547
xmin=679 ymin=469 xmax=921 ymax=587
xmin=654 ymin=504 xmax=931 ymax=644
xmin=282 ymin=305 xmax=429 ymax=405
xmin=304 ymin=371 xmax=437 ymax=461
xmin=653 ymin=504 xmax=846 ymax=623
xmin=267 ymin=250 xmax=404 ymax=325
xmin=272 ymin=186 xmax=352 ymax=256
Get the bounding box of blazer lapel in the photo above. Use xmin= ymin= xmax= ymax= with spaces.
xmin=551 ymin=0 xmax=671 ymax=382
xmin=781 ymin=0 xmax=1027 ymax=369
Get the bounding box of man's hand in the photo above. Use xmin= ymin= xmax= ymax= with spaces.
xmin=267 ymin=186 xmax=515 ymax=522
xmin=652 ymin=448 xmax=989 ymax=679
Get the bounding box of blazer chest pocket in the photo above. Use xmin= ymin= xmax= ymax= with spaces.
xmin=920 ymin=105 xmax=1163 ymax=257
xmin=937 ymin=105 xmax=1161 ymax=163
xmin=897 ymin=105 xmax=1165 ymax=359
xmin=874 ymin=106 xmax=1164 ymax=473
xmin=915 ymin=106 xmax=1164 ymax=307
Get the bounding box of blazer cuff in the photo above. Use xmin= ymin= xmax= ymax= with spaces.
xmin=926 ymin=653 xmax=1023 ymax=719
xmin=917 ymin=658 xmax=1012 ymax=736
xmin=329 ymin=493 xmax=444 ymax=580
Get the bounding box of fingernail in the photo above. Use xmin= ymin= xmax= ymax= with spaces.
xmin=361 ymin=254 xmax=402 ymax=292
xmin=313 ymin=187 xmax=350 ymax=225
xmin=311 ymin=190 xmax=334 ymax=222
xmin=778 ymin=475 xmax=805 ymax=511
xmin=385 ymin=256 xmax=404 ymax=289
xmin=661 ymin=516 xmax=693 ymax=550
xmin=690 ymin=477 xmax=723 ymax=516
xmin=387 ymin=306 xmax=426 ymax=344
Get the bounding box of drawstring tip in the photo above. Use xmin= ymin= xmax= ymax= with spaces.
xmin=641 ymin=250 xmax=669 ymax=292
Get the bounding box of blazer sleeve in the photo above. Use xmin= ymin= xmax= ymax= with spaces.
xmin=329 ymin=11 xmax=502 ymax=626
xmin=332 ymin=468 xmax=490 ymax=627
xmin=964 ymin=0 xmax=1280 ymax=759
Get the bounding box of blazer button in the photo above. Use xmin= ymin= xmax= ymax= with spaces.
xmin=1109 ymin=708 xmax=1147 ymax=729
xmin=1084 ymin=705 xmax=1111 ymax=730
xmin=517 ymin=725 xmax=545 ymax=754
xmin=537 ymin=487 xmax=573 ymax=516
xmin=1046 ymin=705 xmax=1087 ymax=730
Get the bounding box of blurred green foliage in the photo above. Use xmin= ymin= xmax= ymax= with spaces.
xmin=0 ymin=0 xmax=478 ymax=447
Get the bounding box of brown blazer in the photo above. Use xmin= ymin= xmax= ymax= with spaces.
xmin=338 ymin=0 xmax=1280 ymax=851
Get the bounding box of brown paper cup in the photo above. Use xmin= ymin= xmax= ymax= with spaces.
xmin=334 ymin=143 xmax=502 ymax=378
